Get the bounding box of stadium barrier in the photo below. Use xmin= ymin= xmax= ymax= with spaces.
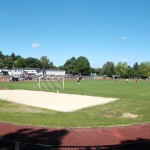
xmin=0 ymin=76 xmax=10 ymax=82
xmin=0 ymin=75 xmax=108 ymax=83
xmin=0 ymin=138 xmax=150 ymax=150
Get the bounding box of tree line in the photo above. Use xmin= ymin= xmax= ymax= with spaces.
xmin=0 ymin=51 xmax=150 ymax=78
xmin=62 ymin=57 xmax=150 ymax=78
xmin=0 ymin=51 xmax=55 ymax=69
xmin=99 ymin=61 xmax=150 ymax=79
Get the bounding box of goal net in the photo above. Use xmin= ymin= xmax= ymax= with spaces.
xmin=33 ymin=76 xmax=65 ymax=91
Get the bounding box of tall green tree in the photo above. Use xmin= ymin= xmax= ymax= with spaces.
xmin=138 ymin=62 xmax=150 ymax=78
xmin=115 ymin=62 xmax=128 ymax=78
xmin=133 ymin=62 xmax=139 ymax=77
xmin=14 ymin=58 xmax=27 ymax=68
xmin=76 ymin=56 xmax=90 ymax=75
xmin=25 ymin=57 xmax=41 ymax=68
xmin=58 ymin=65 xmax=64 ymax=70
xmin=63 ymin=57 xmax=78 ymax=75
xmin=90 ymin=67 xmax=96 ymax=73
xmin=40 ymin=56 xmax=50 ymax=69
xmin=0 ymin=51 xmax=5 ymax=60
xmin=48 ymin=61 xmax=55 ymax=69
xmin=3 ymin=57 xmax=14 ymax=68
xmin=101 ymin=61 xmax=115 ymax=77
xmin=95 ymin=68 xmax=102 ymax=75
xmin=10 ymin=52 xmax=16 ymax=61
xmin=0 ymin=58 xmax=4 ymax=68
xmin=126 ymin=66 xmax=134 ymax=78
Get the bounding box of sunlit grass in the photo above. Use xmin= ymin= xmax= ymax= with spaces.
xmin=0 ymin=79 xmax=150 ymax=127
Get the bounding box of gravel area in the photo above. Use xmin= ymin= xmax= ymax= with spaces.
xmin=0 ymin=90 xmax=118 ymax=112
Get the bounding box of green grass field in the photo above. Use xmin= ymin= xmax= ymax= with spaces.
xmin=0 ymin=79 xmax=150 ymax=128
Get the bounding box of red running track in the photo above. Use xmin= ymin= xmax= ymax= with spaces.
xmin=0 ymin=122 xmax=150 ymax=146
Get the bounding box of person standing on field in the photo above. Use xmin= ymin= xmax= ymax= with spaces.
xmin=77 ymin=76 xmax=80 ymax=84
xmin=77 ymin=76 xmax=82 ymax=84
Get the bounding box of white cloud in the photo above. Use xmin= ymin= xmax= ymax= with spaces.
xmin=32 ymin=43 xmax=40 ymax=48
xmin=118 ymin=36 xmax=127 ymax=40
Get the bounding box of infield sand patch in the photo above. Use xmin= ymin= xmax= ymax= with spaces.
xmin=0 ymin=90 xmax=118 ymax=112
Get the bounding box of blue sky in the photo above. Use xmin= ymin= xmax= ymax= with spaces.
xmin=0 ymin=0 xmax=150 ymax=67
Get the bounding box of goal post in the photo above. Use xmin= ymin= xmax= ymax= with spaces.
xmin=63 ymin=77 xmax=64 ymax=90
xmin=39 ymin=77 xmax=41 ymax=89
xmin=34 ymin=76 xmax=65 ymax=91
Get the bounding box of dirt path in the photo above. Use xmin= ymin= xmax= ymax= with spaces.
xmin=0 ymin=122 xmax=150 ymax=147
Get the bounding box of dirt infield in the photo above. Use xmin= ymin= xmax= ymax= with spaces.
xmin=0 ymin=90 xmax=118 ymax=112
xmin=0 ymin=122 xmax=150 ymax=147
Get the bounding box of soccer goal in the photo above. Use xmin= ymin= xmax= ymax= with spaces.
xmin=34 ymin=76 xmax=65 ymax=91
